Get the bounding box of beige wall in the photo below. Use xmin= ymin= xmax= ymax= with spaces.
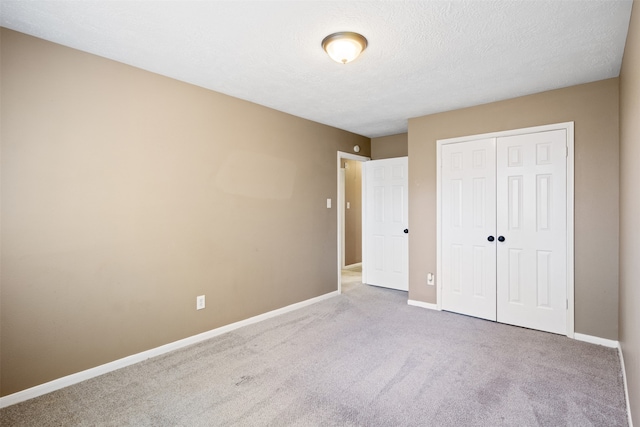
xmin=408 ymin=78 xmax=620 ymax=340
xmin=343 ymin=160 xmax=362 ymax=266
xmin=371 ymin=133 xmax=408 ymax=159
xmin=620 ymin=0 xmax=639 ymax=422
xmin=0 ymin=29 xmax=370 ymax=396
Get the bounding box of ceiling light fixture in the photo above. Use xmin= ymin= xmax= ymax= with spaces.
xmin=321 ymin=32 xmax=368 ymax=64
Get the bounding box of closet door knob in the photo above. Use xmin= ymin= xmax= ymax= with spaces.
xmin=487 ymin=236 xmax=495 ymax=242
xmin=403 ymin=229 xmax=409 ymax=234
xmin=498 ymin=236 xmax=506 ymax=242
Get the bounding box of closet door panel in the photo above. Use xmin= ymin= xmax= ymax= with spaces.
xmin=441 ymin=138 xmax=497 ymax=320
xmin=496 ymin=130 xmax=567 ymax=334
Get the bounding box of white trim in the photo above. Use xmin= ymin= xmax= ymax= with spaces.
xmin=618 ymin=343 xmax=635 ymax=427
xmin=338 ymin=152 xmax=371 ymax=162
xmin=436 ymin=122 xmax=575 ymax=337
xmin=0 ymin=290 xmax=339 ymax=409
xmin=337 ymin=151 xmax=369 ymax=294
xmin=574 ymin=333 xmax=619 ymax=348
xmin=339 ymin=168 xmax=346 ymax=269
xmin=436 ymin=122 xmax=575 ymax=145
xmin=436 ymin=140 xmax=443 ymax=310
xmin=408 ymin=299 xmax=441 ymax=311
xmin=566 ymin=122 xmax=575 ymax=338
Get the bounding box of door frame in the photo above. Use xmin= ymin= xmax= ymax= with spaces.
xmin=339 ymin=168 xmax=346 ymax=269
xmin=337 ymin=151 xmax=370 ymax=294
xmin=436 ymin=122 xmax=575 ymax=338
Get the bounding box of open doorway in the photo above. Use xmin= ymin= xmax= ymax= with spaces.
xmin=337 ymin=151 xmax=369 ymax=293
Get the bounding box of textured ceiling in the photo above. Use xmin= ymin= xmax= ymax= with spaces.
xmin=0 ymin=1 xmax=633 ymax=138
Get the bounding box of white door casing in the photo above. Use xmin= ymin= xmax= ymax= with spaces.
xmin=437 ymin=123 xmax=574 ymax=337
xmin=339 ymin=168 xmax=346 ymax=269
xmin=441 ymin=138 xmax=497 ymax=320
xmin=363 ymin=157 xmax=409 ymax=291
xmin=496 ymin=129 xmax=567 ymax=334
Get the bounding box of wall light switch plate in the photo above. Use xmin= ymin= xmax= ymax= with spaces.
xmin=347 ymin=202 xmax=350 ymax=209
xmin=327 ymin=198 xmax=332 ymax=208
xmin=196 ymin=295 xmax=205 ymax=310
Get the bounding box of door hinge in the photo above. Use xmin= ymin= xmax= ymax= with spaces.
xmin=566 ymin=299 xmax=569 ymax=309
xmin=566 ymin=146 xmax=569 ymax=157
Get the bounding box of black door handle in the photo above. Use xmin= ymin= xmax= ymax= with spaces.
xmin=498 ymin=236 xmax=505 ymax=242
xmin=487 ymin=236 xmax=495 ymax=242
xmin=404 ymin=229 xmax=409 ymax=234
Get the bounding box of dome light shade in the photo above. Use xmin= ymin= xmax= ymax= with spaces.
xmin=322 ymin=32 xmax=368 ymax=64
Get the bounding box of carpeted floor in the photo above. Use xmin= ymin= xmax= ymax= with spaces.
xmin=1 ymin=280 xmax=628 ymax=426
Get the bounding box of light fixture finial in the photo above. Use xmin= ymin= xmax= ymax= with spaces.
xmin=322 ymin=32 xmax=368 ymax=64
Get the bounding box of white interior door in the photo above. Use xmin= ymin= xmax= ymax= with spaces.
xmin=496 ymin=129 xmax=567 ymax=334
xmin=363 ymin=157 xmax=408 ymax=291
xmin=441 ymin=138 xmax=497 ymax=320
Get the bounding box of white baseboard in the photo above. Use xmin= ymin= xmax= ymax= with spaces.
xmin=574 ymin=333 xmax=619 ymax=348
xmin=343 ymin=262 xmax=362 ymax=271
xmin=618 ymin=343 xmax=634 ymax=427
xmin=408 ymin=299 xmax=440 ymax=311
xmin=0 ymin=290 xmax=339 ymax=409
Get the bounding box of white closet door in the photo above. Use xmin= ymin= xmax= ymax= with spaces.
xmin=496 ymin=130 xmax=567 ymax=334
xmin=363 ymin=157 xmax=408 ymax=291
xmin=441 ymin=138 xmax=497 ymax=320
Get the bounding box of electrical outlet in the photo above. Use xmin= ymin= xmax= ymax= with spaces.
xmin=427 ymin=273 xmax=435 ymax=286
xmin=196 ymin=295 xmax=205 ymax=310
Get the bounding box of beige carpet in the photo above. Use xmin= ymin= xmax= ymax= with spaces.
xmin=1 ymin=281 xmax=628 ymax=426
